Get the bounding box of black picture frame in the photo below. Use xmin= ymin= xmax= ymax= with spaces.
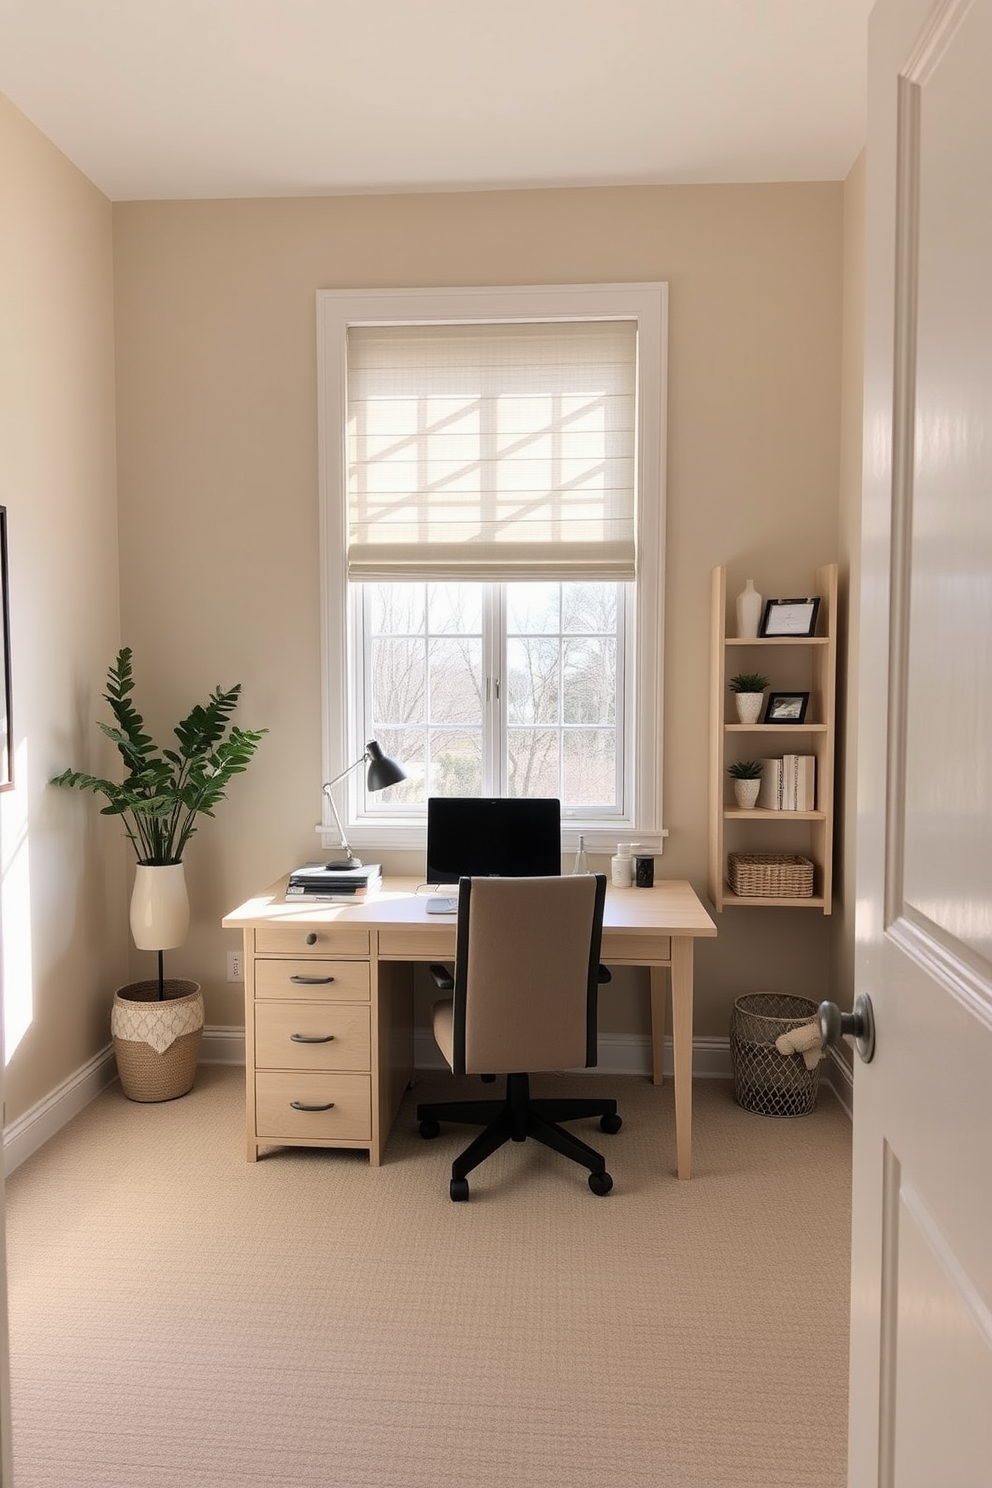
xmin=759 ymin=595 xmax=821 ymax=638
xmin=0 ymin=508 xmax=11 ymax=790
xmin=765 ymin=691 xmax=810 ymax=724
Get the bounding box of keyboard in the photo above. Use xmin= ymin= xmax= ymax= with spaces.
xmin=426 ymin=895 xmax=458 ymax=914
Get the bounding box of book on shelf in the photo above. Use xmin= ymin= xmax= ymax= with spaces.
xmin=796 ymin=755 xmax=816 ymax=811
xmin=781 ymin=755 xmax=816 ymax=812
xmin=755 ymin=756 xmax=815 ymax=811
xmin=758 ymin=759 xmax=783 ymax=810
xmin=285 ymin=862 xmax=382 ymax=899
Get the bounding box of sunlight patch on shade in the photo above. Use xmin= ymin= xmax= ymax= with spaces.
xmin=2 ymin=736 xmax=33 ymax=1064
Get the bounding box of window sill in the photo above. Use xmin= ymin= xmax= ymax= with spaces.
xmin=316 ymin=824 xmax=669 ymax=856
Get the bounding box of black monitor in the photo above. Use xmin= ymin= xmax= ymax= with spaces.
xmin=425 ymin=797 xmax=562 ymax=884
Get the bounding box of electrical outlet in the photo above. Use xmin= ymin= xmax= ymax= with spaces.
xmin=227 ymin=950 xmax=243 ymax=982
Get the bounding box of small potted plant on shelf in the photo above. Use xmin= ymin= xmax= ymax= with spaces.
xmin=728 ymin=671 xmax=770 ymax=724
xmin=728 ymin=759 xmax=764 ymax=810
xmin=50 ymin=647 xmax=267 ymax=1102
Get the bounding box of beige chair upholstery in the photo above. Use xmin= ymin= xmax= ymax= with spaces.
xmin=416 ymin=873 xmax=621 ymax=1200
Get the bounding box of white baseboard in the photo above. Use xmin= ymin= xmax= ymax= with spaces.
xmin=200 ymin=1025 xmax=246 ymax=1066
xmin=3 ymin=1044 xmax=118 ymax=1177
xmin=2 ymin=1026 xmax=245 ymax=1177
xmin=4 ymin=1026 xmax=852 ymax=1176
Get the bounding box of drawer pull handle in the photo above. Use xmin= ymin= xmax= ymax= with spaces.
xmin=289 ymin=1033 xmax=336 ymax=1044
xmin=289 ymin=974 xmax=335 ymax=985
xmin=306 ymin=933 xmax=318 ymax=945
xmin=289 ymin=1100 xmax=336 ymax=1112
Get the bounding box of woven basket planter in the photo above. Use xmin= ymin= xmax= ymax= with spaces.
xmin=730 ymin=992 xmax=820 ymax=1118
xmin=112 ymin=979 xmax=203 ymax=1103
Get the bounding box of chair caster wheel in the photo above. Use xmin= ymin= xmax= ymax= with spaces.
xmin=419 ymin=1118 xmax=441 ymax=1139
xmin=450 ymin=1177 xmax=470 ymax=1202
xmin=588 ymin=1170 xmax=613 ymax=1196
xmin=600 ymin=1113 xmax=622 ymax=1134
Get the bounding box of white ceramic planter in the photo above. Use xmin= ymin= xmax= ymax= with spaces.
xmin=735 ymin=692 xmax=765 ymax=724
xmin=130 ymin=862 xmax=190 ymax=951
xmin=733 ymin=778 xmax=762 ymax=809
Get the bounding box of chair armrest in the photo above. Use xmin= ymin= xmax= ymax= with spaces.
xmin=428 ymin=963 xmax=455 ymax=991
xmin=597 ymin=964 xmax=612 ymax=985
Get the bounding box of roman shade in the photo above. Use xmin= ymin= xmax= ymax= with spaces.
xmin=345 ymin=319 xmax=637 ymax=582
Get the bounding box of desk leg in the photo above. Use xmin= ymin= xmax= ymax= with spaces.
xmin=649 ymin=967 xmax=666 ymax=1086
xmin=671 ymin=936 xmax=694 ymax=1181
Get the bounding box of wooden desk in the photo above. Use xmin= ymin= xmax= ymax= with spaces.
xmin=223 ymin=877 xmax=716 ymax=1179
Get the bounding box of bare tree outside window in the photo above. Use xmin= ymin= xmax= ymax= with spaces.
xmin=360 ymin=580 xmax=622 ymax=810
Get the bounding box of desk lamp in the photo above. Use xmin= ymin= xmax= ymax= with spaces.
xmin=321 ymin=740 xmax=406 ymax=869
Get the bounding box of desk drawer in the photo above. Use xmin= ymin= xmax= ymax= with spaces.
xmin=377 ymin=927 xmax=457 ymax=960
xmin=255 ymin=1072 xmax=371 ymax=1142
xmin=254 ymin=925 xmax=370 ymax=957
xmin=254 ymin=959 xmax=370 ymax=1001
xmin=602 ymin=933 xmax=671 ymax=964
xmin=255 ymin=1002 xmax=371 ymax=1072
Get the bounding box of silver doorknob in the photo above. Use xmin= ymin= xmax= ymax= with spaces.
xmin=818 ymin=993 xmax=875 ymax=1064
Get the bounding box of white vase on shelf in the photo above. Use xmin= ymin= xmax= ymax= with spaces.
xmin=735 ymin=579 xmax=763 ymax=639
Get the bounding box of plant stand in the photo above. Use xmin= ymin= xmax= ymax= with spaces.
xmin=111 ymin=979 xmax=203 ymax=1102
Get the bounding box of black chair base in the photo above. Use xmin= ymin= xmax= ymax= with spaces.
xmin=417 ymin=1072 xmax=621 ymax=1199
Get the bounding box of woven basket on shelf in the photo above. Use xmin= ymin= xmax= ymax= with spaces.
xmin=727 ymin=852 xmax=814 ymax=898
xmin=730 ymin=992 xmax=821 ymax=1118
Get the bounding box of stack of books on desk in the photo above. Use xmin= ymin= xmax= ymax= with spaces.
xmin=285 ymin=863 xmax=382 ymax=900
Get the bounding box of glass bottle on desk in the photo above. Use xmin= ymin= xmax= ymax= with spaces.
xmin=572 ymin=835 xmax=589 ymax=874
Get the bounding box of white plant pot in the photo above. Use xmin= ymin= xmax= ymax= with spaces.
xmin=735 ymin=692 xmax=764 ymax=724
xmin=130 ymin=862 xmax=190 ymax=951
xmin=733 ymin=778 xmax=762 ymax=809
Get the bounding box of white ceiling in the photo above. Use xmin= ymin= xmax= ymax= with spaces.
xmin=0 ymin=0 xmax=872 ymax=202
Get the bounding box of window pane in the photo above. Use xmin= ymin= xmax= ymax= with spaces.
xmin=428 ymin=637 xmax=483 ymax=725
xmin=561 ymin=582 xmax=617 ymax=634
xmin=507 ymin=582 xmax=560 ymax=634
xmin=371 ymin=638 xmax=424 ymax=722
xmin=563 ymin=636 xmax=617 ymax=725
xmin=366 ymin=727 xmax=425 ymax=805
xmin=506 ymin=637 xmax=560 ymax=725
xmin=427 ymin=583 xmax=482 ymax=635
xmin=429 ymin=729 xmax=483 ymax=796
xmin=359 ymin=579 xmax=624 ymax=817
xmin=564 ymin=729 xmax=617 ymax=807
xmin=368 ymin=584 xmax=425 ymax=636
xmin=508 ymin=729 xmax=560 ymax=798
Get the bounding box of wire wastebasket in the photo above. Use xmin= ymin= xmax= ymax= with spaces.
xmin=730 ymin=992 xmax=821 ymax=1117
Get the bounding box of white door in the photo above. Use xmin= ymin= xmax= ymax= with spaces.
xmin=851 ymin=0 xmax=992 ymax=1482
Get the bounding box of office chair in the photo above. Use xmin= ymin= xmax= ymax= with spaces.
xmin=416 ymin=873 xmax=621 ymax=1201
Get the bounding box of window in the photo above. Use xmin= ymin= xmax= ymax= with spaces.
xmin=317 ymin=284 xmax=667 ymax=854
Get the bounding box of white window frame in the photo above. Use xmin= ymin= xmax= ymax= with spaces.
xmin=316 ymin=283 xmax=668 ymax=856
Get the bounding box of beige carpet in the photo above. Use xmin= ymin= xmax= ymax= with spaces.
xmin=5 ymin=1065 xmax=851 ymax=1488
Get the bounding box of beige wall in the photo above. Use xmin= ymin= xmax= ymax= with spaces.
xmin=113 ymin=183 xmax=845 ymax=1039
xmin=0 ymin=83 xmax=860 ymax=1125
xmin=0 ymin=95 xmax=126 ymax=1123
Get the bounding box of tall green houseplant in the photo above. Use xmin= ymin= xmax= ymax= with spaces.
xmin=51 ymin=647 xmax=267 ymax=864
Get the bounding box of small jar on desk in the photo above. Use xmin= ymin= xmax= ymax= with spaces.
xmin=611 ymin=843 xmax=633 ymax=888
